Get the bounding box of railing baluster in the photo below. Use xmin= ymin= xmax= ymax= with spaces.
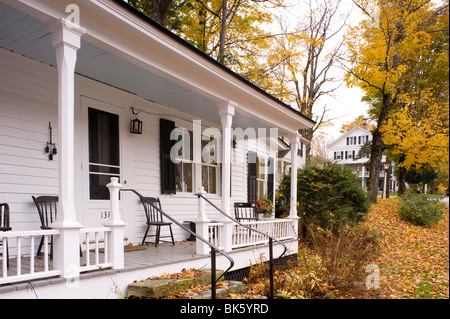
xmin=95 ymin=232 xmax=99 ymax=266
xmin=44 ymin=235 xmax=49 ymax=272
xmin=2 ymin=237 xmax=7 ymax=278
xmin=16 ymin=237 xmax=21 ymax=276
xmin=85 ymin=232 xmax=90 ymax=267
xmin=30 ymin=236 xmax=35 ymax=274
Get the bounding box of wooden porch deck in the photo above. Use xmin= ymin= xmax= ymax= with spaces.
xmin=0 ymin=241 xmax=203 ymax=293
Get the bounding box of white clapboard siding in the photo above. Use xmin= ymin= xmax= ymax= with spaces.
xmin=1 ymin=46 xmax=277 ymax=252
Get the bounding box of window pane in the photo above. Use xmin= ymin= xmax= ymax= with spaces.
xmin=257 ymin=157 xmax=266 ymax=180
xmin=257 ymin=180 xmax=265 ymax=199
xmin=89 ymin=174 xmax=119 ymax=200
xmin=175 ymin=162 xmax=183 ymax=192
xmin=209 ymin=166 xmax=216 ymax=194
xmin=184 ymin=162 xmax=193 ymax=193
xmin=202 ymin=165 xmax=209 ymax=193
xmin=88 ymin=108 xmax=119 ymax=166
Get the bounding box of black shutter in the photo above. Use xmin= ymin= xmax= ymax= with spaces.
xmin=160 ymin=118 xmax=176 ymax=194
xmin=247 ymin=151 xmax=257 ymax=203
xmin=267 ymin=156 xmax=274 ymax=202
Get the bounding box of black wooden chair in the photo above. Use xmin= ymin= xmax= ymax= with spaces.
xmin=140 ymin=197 xmax=175 ymax=247
xmin=0 ymin=203 xmax=12 ymax=268
xmin=32 ymin=196 xmax=58 ymax=259
xmin=234 ymin=202 xmax=259 ymax=222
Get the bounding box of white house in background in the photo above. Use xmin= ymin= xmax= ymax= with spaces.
xmin=0 ymin=0 xmax=314 ymax=298
xmin=327 ymin=125 xmax=397 ymax=192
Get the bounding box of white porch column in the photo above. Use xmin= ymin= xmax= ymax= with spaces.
xmin=195 ymin=187 xmax=211 ymax=255
xmin=289 ymin=133 xmax=300 ymax=234
xmin=48 ymin=18 xmax=86 ymax=279
xmin=106 ymin=178 xmax=126 ymax=269
xmin=218 ymin=101 xmax=235 ymax=252
xmin=218 ymin=101 xmax=236 ymax=215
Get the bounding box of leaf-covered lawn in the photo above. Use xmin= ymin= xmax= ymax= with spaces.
xmin=366 ymin=198 xmax=449 ymax=299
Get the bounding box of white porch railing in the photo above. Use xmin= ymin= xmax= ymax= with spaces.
xmin=0 ymin=230 xmax=61 ymax=285
xmin=79 ymin=227 xmax=112 ymax=273
xmin=0 ymin=226 xmax=116 ymax=285
xmin=231 ymin=219 xmax=296 ymax=249
xmin=208 ymin=222 xmax=224 ymax=250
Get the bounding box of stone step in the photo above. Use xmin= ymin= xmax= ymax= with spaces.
xmin=194 ymin=281 xmax=246 ymax=299
xmin=127 ymin=269 xmax=224 ymax=299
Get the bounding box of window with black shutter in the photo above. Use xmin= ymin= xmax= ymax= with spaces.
xmin=247 ymin=151 xmax=257 ymax=203
xmin=160 ymin=118 xmax=176 ymax=194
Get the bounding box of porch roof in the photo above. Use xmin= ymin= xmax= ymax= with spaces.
xmin=0 ymin=0 xmax=315 ymax=135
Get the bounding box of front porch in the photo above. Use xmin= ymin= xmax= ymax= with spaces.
xmin=0 ymin=238 xmax=298 ymax=298
xmin=0 ymin=0 xmax=313 ymax=298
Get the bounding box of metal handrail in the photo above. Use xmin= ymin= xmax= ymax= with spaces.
xmin=196 ymin=193 xmax=289 ymax=299
xmin=121 ymin=189 xmax=234 ymax=299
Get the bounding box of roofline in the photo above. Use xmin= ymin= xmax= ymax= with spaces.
xmin=110 ymin=0 xmax=315 ymax=127
xmin=328 ymin=125 xmax=372 ymax=147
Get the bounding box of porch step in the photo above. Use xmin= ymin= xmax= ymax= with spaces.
xmin=127 ymin=268 xmax=238 ymax=299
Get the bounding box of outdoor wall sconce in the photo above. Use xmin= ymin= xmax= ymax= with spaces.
xmin=45 ymin=122 xmax=57 ymax=160
xmin=130 ymin=107 xmax=143 ymax=134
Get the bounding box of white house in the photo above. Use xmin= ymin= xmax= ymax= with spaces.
xmin=0 ymin=0 xmax=314 ymax=298
xmin=327 ymin=125 xmax=397 ymax=192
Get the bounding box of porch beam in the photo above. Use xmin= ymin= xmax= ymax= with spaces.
xmin=48 ymin=18 xmax=86 ymax=279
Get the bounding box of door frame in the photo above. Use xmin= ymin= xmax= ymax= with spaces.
xmin=79 ymin=96 xmax=131 ymax=231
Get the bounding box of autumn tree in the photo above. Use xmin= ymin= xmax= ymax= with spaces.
xmin=127 ymin=0 xmax=174 ymax=26
xmin=243 ymin=0 xmax=351 ymax=156
xmin=381 ymin=1 xmax=449 ymax=193
xmin=343 ymin=0 xmax=449 ymax=201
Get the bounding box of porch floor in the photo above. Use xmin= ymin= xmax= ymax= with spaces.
xmin=0 ymin=241 xmax=202 ymax=293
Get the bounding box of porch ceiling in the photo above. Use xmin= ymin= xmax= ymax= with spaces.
xmin=0 ymin=1 xmax=311 ymax=135
xmin=0 ymin=2 xmax=224 ymax=124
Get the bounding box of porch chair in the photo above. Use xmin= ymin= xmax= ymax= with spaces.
xmin=0 ymin=203 xmax=12 ymax=268
xmin=234 ymin=202 xmax=259 ymax=222
xmin=32 ymin=196 xmax=58 ymax=259
xmin=140 ymin=197 xmax=175 ymax=247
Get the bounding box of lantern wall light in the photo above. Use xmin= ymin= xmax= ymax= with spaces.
xmin=130 ymin=107 xmax=143 ymax=134
xmin=45 ymin=122 xmax=57 ymax=160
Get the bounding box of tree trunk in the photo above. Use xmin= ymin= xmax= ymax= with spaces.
xmin=367 ymin=128 xmax=384 ymax=202
xmin=152 ymin=0 xmax=172 ymax=27
xmin=397 ymin=160 xmax=407 ymax=195
xmin=219 ymin=0 xmax=227 ymax=63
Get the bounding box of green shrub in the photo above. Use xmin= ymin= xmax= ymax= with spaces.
xmin=397 ymin=194 xmax=445 ymax=226
xmin=278 ymin=163 xmax=370 ymax=231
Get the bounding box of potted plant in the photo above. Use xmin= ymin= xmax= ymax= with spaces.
xmin=255 ymin=198 xmax=274 ymax=218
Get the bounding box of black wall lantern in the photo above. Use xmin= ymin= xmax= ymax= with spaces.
xmin=45 ymin=122 xmax=57 ymax=160
xmin=130 ymin=107 xmax=143 ymax=134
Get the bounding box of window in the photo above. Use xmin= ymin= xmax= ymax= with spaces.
xmin=334 ymin=151 xmax=344 ymax=160
xmin=201 ymin=134 xmax=219 ymax=194
xmin=171 ymin=128 xmax=220 ymax=195
xmin=173 ymin=128 xmax=193 ymax=193
xmin=88 ymin=108 xmax=120 ymax=200
xmin=256 ymin=156 xmax=266 ymax=200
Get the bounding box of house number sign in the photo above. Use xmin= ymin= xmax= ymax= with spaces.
xmin=100 ymin=211 xmax=111 ymax=219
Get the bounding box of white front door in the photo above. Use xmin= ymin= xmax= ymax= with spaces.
xmin=80 ymin=96 xmax=130 ymax=231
